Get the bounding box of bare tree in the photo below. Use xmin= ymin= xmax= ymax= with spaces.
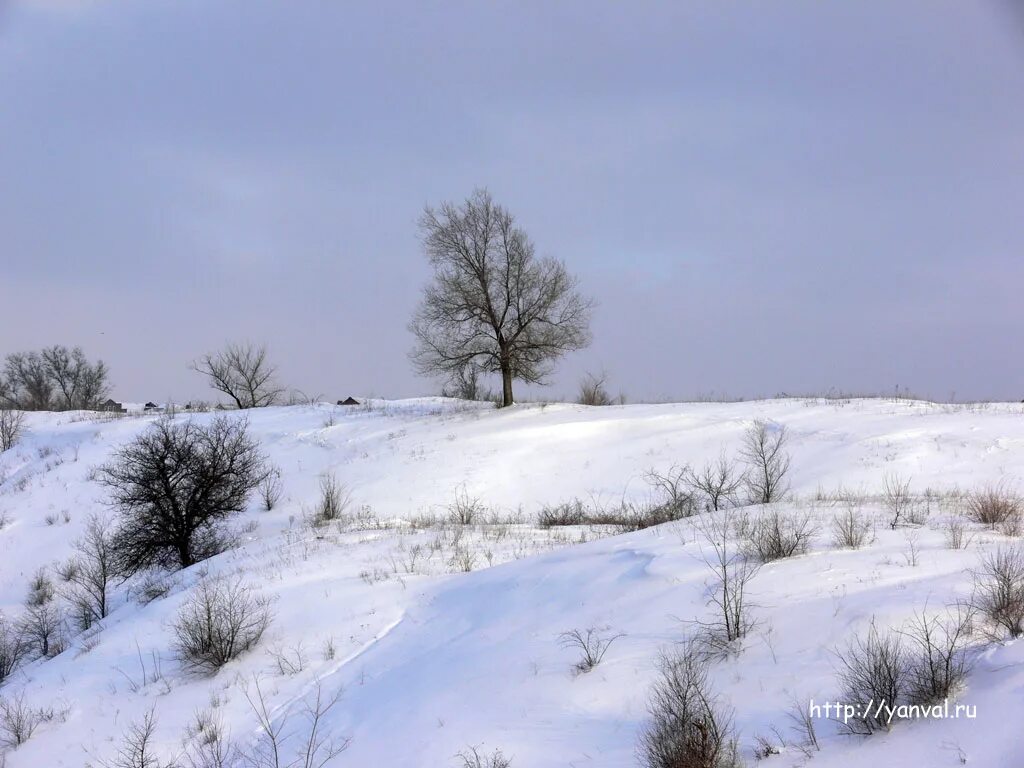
xmin=192 ymin=342 xmax=283 ymax=409
xmin=2 ymin=346 xmax=109 ymax=411
xmin=0 ymin=408 xmax=25 ymax=451
xmin=577 ymin=371 xmax=614 ymax=406
xmin=40 ymin=345 xmax=111 ymax=410
xmin=883 ymin=472 xmax=914 ymax=530
xmin=243 ymin=675 xmax=349 ymax=768
xmin=96 ymin=416 xmax=269 ymax=573
xmin=440 ymin=360 xmax=493 ymax=402
xmin=1 ymin=351 xmax=52 ymax=410
xmin=687 ymin=453 xmax=743 ymax=512
xmin=740 ymin=420 xmax=791 ymax=504
xmin=64 ymin=514 xmax=116 ymax=630
xmin=694 ymin=509 xmax=760 ymax=650
xmin=410 ymin=189 xmax=592 ymax=407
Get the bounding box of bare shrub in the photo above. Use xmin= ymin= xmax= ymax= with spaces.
xmin=455 ymin=746 xmax=512 ymax=768
xmin=638 ymin=642 xmax=741 ymax=768
xmin=835 ymin=620 xmax=908 ymax=733
xmin=644 ymin=466 xmax=697 ymax=519
xmin=972 ymin=545 xmax=1024 ymax=639
xmin=741 ymin=508 xmax=818 ymax=562
xmin=883 ymin=472 xmax=914 ymax=530
xmin=25 ymin=567 xmax=55 ymax=608
xmin=558 ymin=628 xmax=624 ymax=674
xmin=64 ymin=514 xmax=116 ymax=631
xmin=831 ymin=506 xmax=874 ymax=549
xmin=694 ymin=509 xmax=760 ymax=650
xmin=258 ymin=468 xmax=283 ymax=512
xmin=0 ymin=409 xmax=25 ymax=452
xmin=577 ymin=372 xmax=614 ymax=406
xmin=191 ymin=342 xmax=283 ymax=409
xmin=20 ymin=600 xmax=65 ymax=658
xmin=966 ymin=482 xmax=1021 ymax=529
xmin=943 ymin=516 xmax=972 ymax=550
xmin=900 ymin=604 xmax=975 ymax=704
xmin=173 ymin=579 xmax=272 ymax=672
xmin=740 ymin=420 xmax=790 ymax=504
xmin=0 ymin=692 xmax=48 ymax=749
xmin=101 ymin=708 xmax=171 ymax=768
xmin=537 ymin=499 xmax=588 ymax=527
xmin=182 ymin=706 xmax=239 ymax=768
xmin=447 ymin=487 xmax=485 ymax=525
xmin=687 ymin=454 xmax=743 ymax=512
xmin=97 ymin=416 xmax=269 ymax=573
xmin=243 ymin=675 xmax=349 ymax=767
xmin=309 ymin=474 xmax=351 ymax=527
xmin=0 ymin=619 xmax=28 ymax=684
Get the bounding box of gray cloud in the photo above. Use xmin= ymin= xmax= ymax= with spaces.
xmin=1 ymin=0 xmax=1022 ymax=403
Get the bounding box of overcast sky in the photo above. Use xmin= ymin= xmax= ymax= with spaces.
xmin=2 ymin=1 xmax=1022 ymax=403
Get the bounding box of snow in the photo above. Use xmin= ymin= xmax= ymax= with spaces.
xmin=0 ymin=397 xmax=1022 ymax=767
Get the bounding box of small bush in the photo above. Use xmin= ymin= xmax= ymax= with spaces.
xmin=25 ymin=568 xmax=55 ymax=608
xmin=455 ymin=746 xmax=512 ymax=768
xmin=967 ymin=483 xmax=1021 ymax=529
xmin=0 ymin=619 xmax=28 ymax=684
xmin=0 ymin=692 xmax=49 ymax=749
xmin=741 ymin=508 xmax=818 ymax=562
xmin=638 ymin=642 xmax=741 ymax=768
xmin=644 ymin=466 xmax=697 ymax=519
xmin=973 ymin=545 xmax=1024 ymax=639
xmin=558 ymin=628 xmax=624 ymax=674
xmin=943 ymin=516 xmax=971 ymax=550
xmin=576 ymin=372 xmax=614 ymax=406
xmin=258 ymin=468 xmax=283 ymax=512
xmin=447 ymin=487 xmax=485 ymax=525
xmin=883 ymin=473 xmax=914 ymax=530
xmin=172 ymin=578 xmax=272 ymax=672
xmin=831 ymin=507 xmax=874 ymax=549
xmin=900 ymin=604 xmax=975 ymax=705
xmin=538 ymin=499 xmax=588 ymax=527
xmin=309 ymin=473 xmax=351 ymax=527
xmin=0 ymin=409 xmax=26 ymax=452
xmin=687 ymin=454 xmax=743 ymax=512
xmin=835 ymin=620 xmax=908 ymax=733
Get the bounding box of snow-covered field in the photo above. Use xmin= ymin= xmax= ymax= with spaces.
xmin=1 ymin=397 xmax=1023 ymax=767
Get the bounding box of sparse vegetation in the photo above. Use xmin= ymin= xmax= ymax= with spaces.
xmin=973 ymin=545 xmax=1024 ymax=639
xmin=172 ymin=578 xmax=272 ymax=672
xmin=831 ymin=506 xmax=874 ymax=549
xmin=966 ymin=482 xmax=1021 ymax=529
xmin=740 ymin=508 xmax=818 ymax=562
xmin=558 ymin=627 xmax=624 ymax=674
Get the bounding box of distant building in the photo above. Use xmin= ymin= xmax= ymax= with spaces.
xmin=337 ymin=397 xmax=360 ymax=406
xmin=143 ymin=402 xmax=160 ymax=411
xmin=100 ymin=399 xmax=126 ymax=413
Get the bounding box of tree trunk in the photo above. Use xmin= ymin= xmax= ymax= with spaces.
xmin=501 ymin=365 xmax=514 ymax=407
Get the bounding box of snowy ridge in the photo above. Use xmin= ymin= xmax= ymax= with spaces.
xmin=0 ymin=398 xmax=1022 ymax=767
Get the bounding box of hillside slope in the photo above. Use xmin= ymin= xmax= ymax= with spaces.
xmin=0 ymin=398 xmax=1022 ymax=767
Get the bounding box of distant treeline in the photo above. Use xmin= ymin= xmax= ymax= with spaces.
xmin=0 ymin=346 xmax=111 ymax=411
